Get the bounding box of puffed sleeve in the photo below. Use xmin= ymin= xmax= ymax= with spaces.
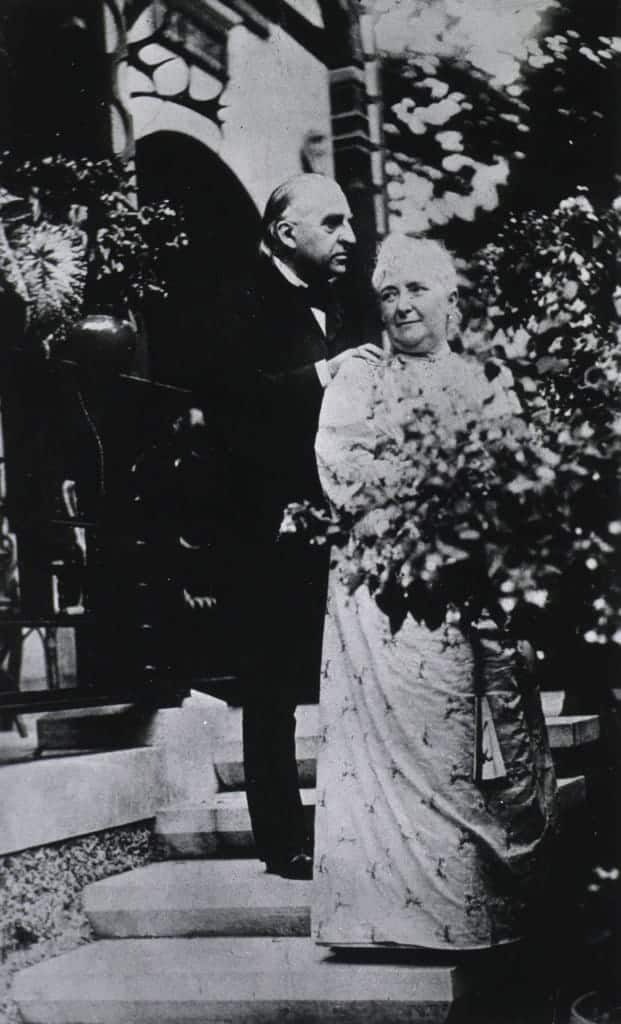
xmin=315 ymin=357 xmax=383 ymax=510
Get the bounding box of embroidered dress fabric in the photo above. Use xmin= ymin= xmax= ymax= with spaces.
xmin=311 ymin=350 xmax=558 ymax=950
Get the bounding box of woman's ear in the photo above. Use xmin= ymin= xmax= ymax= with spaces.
xmin=274 ymin=219 xmax=297 ymax=252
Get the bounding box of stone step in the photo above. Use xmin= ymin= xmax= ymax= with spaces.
xmin=155 ymin=789 xmax=316 ymax=858
xmin=214 ymin=701 xmax=597 ymax=748
xmin=13 ymin=935 xmax=466 ymax=1024
xmin=156 ymin=777 xmax=584 ymax=859
xmin=36 ymin=704 xmax=149 ymax=752
xmin=214 ymin=703 xmax=318 ymax=745
xmin=214 ymin=709 xmax=599 ymax=790
xmin=540 ymin=690 xmax=565 ymax=717
xmin=84 ymin=858 xmax=311 ymax=938
xmin=559 ymin=774 xmax=586 ymax=810
xmin=545 ymin=714 xmax=600 ymax=749
xmin=1 ymin=746 xmax=165 ymax=856
xmin=216 ymin=734 xmax=318 ymax=789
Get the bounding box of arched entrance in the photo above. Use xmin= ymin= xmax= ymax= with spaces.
xmin=135 ymin=132 xmax=260 ymax=388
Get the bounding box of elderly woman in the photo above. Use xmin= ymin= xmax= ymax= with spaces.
xmin=311 ymin=234 xmax=558 ymax=951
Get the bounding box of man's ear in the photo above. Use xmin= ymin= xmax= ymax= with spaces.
xmin=274 ymin=219 xmax=297 ymax=252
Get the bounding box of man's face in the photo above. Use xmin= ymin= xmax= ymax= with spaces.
xmin=285 ymin=182 xmax=356 ymax=282
xmin=379 ymin=254 xmax=455 ymax=356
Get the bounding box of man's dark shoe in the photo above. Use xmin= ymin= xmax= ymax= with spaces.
xmin=265 ymin=852 xmax=313 ymax=880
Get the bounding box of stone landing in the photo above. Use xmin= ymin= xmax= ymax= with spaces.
xmin=14 ymin=936 xmax=466 ymax=1024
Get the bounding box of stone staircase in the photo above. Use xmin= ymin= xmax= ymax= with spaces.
xmin=13 ymin=696 xmax=598 ymax=1023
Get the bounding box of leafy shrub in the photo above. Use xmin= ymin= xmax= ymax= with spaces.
xmin=286 ymin=193 xmax=620 ymax=670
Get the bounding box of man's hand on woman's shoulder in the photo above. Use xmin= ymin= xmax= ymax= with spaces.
xmin=327 ymin=342 xmax=383 ymax=380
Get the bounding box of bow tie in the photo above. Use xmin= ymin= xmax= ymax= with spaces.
xmin=305 ymin=283 xmax=332 ymax=311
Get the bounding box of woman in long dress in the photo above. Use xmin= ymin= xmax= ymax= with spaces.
xmin=311 ymin=235 xmax=558 ymax=951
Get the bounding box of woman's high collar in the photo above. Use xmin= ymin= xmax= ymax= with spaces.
xmin=382 ymin=333 xmax=453 ymax=363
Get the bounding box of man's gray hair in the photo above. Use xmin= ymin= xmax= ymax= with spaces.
xmin=261 ymin=172 xmax=330 ymax=252
xmin=372 ymin=234 xmax=458 ymax=294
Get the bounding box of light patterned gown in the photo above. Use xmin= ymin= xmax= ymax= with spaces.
xmin=311 ymin=347 xmax=558 ymax=951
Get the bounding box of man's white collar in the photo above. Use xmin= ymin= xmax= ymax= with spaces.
xmin=261 ymin=244 xmax=309 ymax=290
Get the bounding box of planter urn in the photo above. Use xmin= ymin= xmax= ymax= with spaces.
xmin=65 ymin=314 xmax=137 ymax=372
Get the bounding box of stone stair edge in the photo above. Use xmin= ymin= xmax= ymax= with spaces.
xmin=213 ymin=709 xmax=598 ymax=751
xmin=13 ymin=936 xmax=467 ymax=1018
xmin=1 ymin=746 xmax=165 ymax=857
xmin=153 ymin=776 xmax=584 ymax=859
xmin=158 ymin=776 xmax=583 ymax=821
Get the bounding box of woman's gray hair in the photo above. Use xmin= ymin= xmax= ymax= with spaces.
xmin=372 ymin=234 xmax=458 ymax=294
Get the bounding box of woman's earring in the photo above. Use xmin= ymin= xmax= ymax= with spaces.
xmin=447 ymin=305 xmax=461 ymax=341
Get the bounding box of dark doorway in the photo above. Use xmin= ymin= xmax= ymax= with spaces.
xmin=136 ymin=132 xmax=260 ymax=388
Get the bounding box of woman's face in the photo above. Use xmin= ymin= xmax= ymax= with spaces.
xmin=378 ymin=255 xmax=456 ymax=356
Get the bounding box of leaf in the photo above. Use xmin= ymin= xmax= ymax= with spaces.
xmin=536 ymin=356 xmax=570 ymax=374
xmin=9 ymin=220 xmax=87 ymax=337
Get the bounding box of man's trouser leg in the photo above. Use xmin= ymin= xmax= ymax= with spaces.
xmin=238 ymin=535 xmax=325 ymax=865
xmin=242 ymin=689 xmax=309 ymax=865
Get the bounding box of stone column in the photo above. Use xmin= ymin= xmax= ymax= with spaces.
xmin=320 ymin=1 xmax=386 ymax=332
xmin=321 ymin=6 xmax=384 ymax=246
xmin=97 ymin=0 xmax=135 ymax=160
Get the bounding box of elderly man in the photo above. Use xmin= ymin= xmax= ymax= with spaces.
xmin=209 ymin=173 xmax=379 ymax=879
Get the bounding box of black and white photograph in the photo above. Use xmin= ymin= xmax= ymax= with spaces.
xmin=0 ymin=1 xmax=618 ymax=1022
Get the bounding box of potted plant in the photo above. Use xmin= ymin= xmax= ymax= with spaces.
xmin=0 ymin=152 xmax=187 ymax=367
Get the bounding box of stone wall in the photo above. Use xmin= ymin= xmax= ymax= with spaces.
xmin=129 ymin=19 xmax=333 ymax=214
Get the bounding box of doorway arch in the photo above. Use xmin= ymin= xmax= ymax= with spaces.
xmin=135 ymin=132 xmax=261 ymax=387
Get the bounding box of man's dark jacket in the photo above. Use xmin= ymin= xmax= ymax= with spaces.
xmin=202 ymin=254 xmax=369 ymax=699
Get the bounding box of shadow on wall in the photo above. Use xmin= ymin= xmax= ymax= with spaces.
xmin=136 ymin=132 xmax=261 ymax=389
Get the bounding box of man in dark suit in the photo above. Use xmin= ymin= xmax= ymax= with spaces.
xmin=209 ymin=173 xmax=379 ymax=879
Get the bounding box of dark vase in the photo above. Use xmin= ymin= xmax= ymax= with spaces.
xmin=64 ymin=314 xmax=137 ymax=372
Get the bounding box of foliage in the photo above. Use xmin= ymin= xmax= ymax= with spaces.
xmin=379 ymin=2 xmax=619 ymax=238
xmin=514 ymin=6 xmax=618 ymax=209
xmin=286 ymin=193 xmax=621 ymax=659
xmin=463 ymin=191 xmax=620 ymax=659
xmin=0 ymin=152 xmax=188 ymax=350
xmin=464 ymin=191 xmax=618 ymax=417
xmin=5 ymin=221 xmax=87 ymax=347
xmin=382 ymin=51 xmax=525 ymax=233
xmin=286 ymin=383 xmax=620 ymax=648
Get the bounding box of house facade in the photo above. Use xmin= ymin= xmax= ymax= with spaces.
xmin=0 ymin=0 xmax=387 ymax=708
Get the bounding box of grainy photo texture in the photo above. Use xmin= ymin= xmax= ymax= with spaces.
xmin=0 ymin=2 xmax=618 ymax=1023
